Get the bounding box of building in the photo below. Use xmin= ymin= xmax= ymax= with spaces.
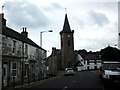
xmin=48 ymin=47 xmax=61 ymax=75
xmin=118 ymin=32 xmax=120 ymax=49
xmin=77 ymin=53 xmax=102 ymax=71
xmin=60 ymin=14 xmax=75 ymax=69
xmin=0 ymin=21 xmax=2 ymax=90
xmin=48 ymin=14 xmax=75 ymax=74
xmin=118 ymin=1 xmax=120 ymax=50
xmin=48 ymin=13 xmax=102 ymax=74
xmin=0 ymin=13 xmax=46 ymax=88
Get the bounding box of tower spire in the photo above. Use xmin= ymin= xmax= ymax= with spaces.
xmin=63 ymin=13 xmax=71 ymax=32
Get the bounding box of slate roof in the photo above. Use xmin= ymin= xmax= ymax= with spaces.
xmin=62 ymin=14 xmax=71 ymax=32
xmin=84 ymin=54 xmax=101 ymax=60
xmin=60 ymin=14 xmax=72 ymax=34
xmin=2 ymin=26 xmax=46 ymax=51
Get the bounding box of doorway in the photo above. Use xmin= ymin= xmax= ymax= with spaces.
xmin=3 ymin=64 xmax=8 ymax=86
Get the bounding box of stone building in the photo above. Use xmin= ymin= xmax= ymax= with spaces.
xmin=48 ymin=14 xmax=75 ymax=74
xmin=60 ymin=14 xmax=75 ymax=69
xmin=0 ymin=13 xmax=46 ymax=88
xmin=0 ymin=13 xmax=2 ymax=90
xmin=48 ymin=14 xmax=102 ymax=74
xmin=48 ymin=47 xmax=61 ymax=75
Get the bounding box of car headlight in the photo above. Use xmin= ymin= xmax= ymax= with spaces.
xmin=103 ymin=74 xmax=110 ymax=79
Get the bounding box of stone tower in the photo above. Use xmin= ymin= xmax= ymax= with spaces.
xmin=60 ymin=14 xmax=74 ymax=69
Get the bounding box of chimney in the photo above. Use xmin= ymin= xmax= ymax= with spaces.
xmin=21 ymin=27 xmax=28 ymax=37
xmin=52 ymin=47 xmax=57 ymax=56
xmin=0 ymin=13 xmax=7 ymax=27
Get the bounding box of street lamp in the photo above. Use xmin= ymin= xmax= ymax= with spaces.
xmin=40 ymin=30 xmax=53 ymax=47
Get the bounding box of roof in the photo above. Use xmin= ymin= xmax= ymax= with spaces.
xmin=60 ymin=14 xmax=72 ymax=34
xmin=84 ymin=54 xmax=101 ymax=60
xmin=63 ymin=14 xmax=71 ymax=32
xmin=2 ymin=26 xmax=46 ymax=51
xmin=51 ymin=47 xmax=61 ymax=56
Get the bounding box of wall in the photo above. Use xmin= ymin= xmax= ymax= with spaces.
xmin=2 ymin=33 xmax=46 ymax=88
xmin=0 ymin=34 xmax=2 ymax=90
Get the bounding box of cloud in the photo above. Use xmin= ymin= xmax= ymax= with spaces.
xmin=2 ymin=1 xmax=118 ymax=55
xmin=43 ymin=2 xmax=63 ymax=12
xmin=74 ymin=23 xmax=118 ymax=51
xmin=4 ymin=2 xmax=50 ymax=29
xmin=51 ymin=3 xmax=63 ymax=9
xmin=89 ymin=10 xmax=109 ymax=26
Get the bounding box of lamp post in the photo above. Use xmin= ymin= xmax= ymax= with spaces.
xmin=40 ymin=30 xmax=53 ymax=47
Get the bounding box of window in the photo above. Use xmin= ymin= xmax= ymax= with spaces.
xmin=25 ymin=44 xmax=28 ymax=55
xmin=3 ymin=67 xmax=6 ymax=76
xmin=87 ymin=66 xmax=89 ymax=70
xmin=94 ymin=66 xmax=97 ymax=70
xmin=12 ymin=62 xmax=17 ymax=77
xmin=87 ymin=60 xmax=89 ymax=65
xmin=84 ymin=60 xmax=86 ymax=64
xmin=61 ymin=41 xmax=63 ymax=47
xmin=36 ymin=49 xmax=39 ymax=56
xmin=12 ymin=40 xmax=16 ymax=53
xmin=25 ymin=64 xmax=28 ymax=77
xmin=94 ymin=60 xmax=97 ymax=64
xmin=68 ymin=40 xmax=70 ymax=47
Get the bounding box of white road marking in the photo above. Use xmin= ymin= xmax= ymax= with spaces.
xmin=62 ymin=86 xmax=67 ymax=90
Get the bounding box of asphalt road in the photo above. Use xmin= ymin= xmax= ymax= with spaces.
xmin=10 ymin=71 xmax=120 ymax=90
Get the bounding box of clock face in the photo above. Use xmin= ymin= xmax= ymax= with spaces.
xmin=68 ymin=35 xmax=70 ymax=37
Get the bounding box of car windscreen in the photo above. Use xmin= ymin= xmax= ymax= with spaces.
xmin=103 ymin=63 xmax=120 ymax=70
xmin=66 ymin=68 xmax=73 ymax=71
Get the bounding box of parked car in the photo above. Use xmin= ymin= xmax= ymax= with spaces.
xmin=64 ymin=68 xmax=74 ymax=76
xmin=100 ymin=61 xmax=120 ymax=85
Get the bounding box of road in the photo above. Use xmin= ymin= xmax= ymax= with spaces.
xmin=10 ymin=71 xmax=120 ymax=90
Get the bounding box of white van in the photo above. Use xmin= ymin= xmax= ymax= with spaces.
xmin=100 ymin=61 xmax=120 ymax=84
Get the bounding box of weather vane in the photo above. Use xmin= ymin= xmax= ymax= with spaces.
xmin=2 ymin=4 xmax=5 ymax=13
xmin=65 ymin=8 xmax=67 ymax=14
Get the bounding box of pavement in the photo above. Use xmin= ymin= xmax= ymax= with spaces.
xmin=3 ymin=71 xmax=64 ymax=90
xmin=4 ymin=76 xmax=58 ymax=90
xmin=3 ymin=70 xmax=103 ymax=90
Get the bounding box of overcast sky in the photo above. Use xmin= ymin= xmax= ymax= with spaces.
xmin=0 ymin=0 xmax=119 ymax=56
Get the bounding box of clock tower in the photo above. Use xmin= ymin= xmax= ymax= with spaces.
xmin=60 ymin=14 xmax=74 ymax=69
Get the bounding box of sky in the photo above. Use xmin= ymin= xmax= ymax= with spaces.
xmin=0 ymin=0 xmax=119 ymax=56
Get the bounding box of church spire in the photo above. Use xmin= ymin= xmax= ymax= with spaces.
xmin=63 ymin=14 xmax=71 ymax=32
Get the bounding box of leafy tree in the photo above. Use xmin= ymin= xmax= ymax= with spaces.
xmin=78 ymin=49 xmax=87 ymax=54
xmin=100 ymin=46 xmax=120 ymax=61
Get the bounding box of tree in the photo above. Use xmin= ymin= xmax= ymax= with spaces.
xmin=100 ymin=46 xmax=120 ymax=61
xmin=78 ymin=49 xmax=87 ymax=54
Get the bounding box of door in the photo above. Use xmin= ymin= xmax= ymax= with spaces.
xmin=3 ymin=64 xmax=8 ymax=86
